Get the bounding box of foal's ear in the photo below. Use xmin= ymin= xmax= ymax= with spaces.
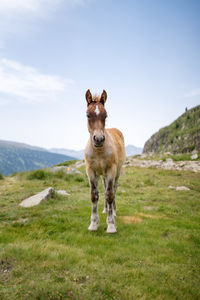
xmin=85 ymin=89 xmax=93 ymax=106
xmin=100 ymin=90 xmax=107 ymax=105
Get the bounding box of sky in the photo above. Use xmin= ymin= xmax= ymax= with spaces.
xmin=0 ymin=0 xmax=199 ymax=150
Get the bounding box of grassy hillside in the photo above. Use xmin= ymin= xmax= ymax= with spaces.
xmin=0 ymin=141 xmax=75 ymax=175
xmin=0 ymin=162 xmax=200 ymax=299
xmin=143 ymin=105 xmax=200 ymax=154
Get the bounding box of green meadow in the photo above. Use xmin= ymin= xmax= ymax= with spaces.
xmin=0 ymin=163 xmax=200 ymax=299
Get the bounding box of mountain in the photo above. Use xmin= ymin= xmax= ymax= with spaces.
xmin=125 ymin=145 xmax=143 ymax=156
xmin=0 ymin=140 xmax=75 ymax=176
xmin=0 ymin=140 xmax=48 ymax=152
xmin=49 ymin=148 xmax=84 ymax=160
xmin=49 ymin=145 xmax=143 ymax=159
xmin=143 ymin=105 xmax=200 ymax=154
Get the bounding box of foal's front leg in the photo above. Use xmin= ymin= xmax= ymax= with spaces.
xmin=88 ymin=173 xmax=99 ymax=231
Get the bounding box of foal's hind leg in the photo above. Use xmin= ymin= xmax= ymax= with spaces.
xmin=106 ymin=178 xmax=117 ymax=233
xmin=102 ymin=177 xmax=108 ymax=214
xmin=113 ymin=175 xmax=119 ymax=217
xmin=88 ymin=170 xmax=99 ymax=231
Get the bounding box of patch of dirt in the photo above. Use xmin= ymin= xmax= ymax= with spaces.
xmin=120 ymin=212 xmax=163 ymax=224
xmin=143 ymin=206 xmax=157 ymax=211
xmin=119 ymin=216 xmax=142 ymax=224
xmin=137 ymin=212 xmax=162 ymax=219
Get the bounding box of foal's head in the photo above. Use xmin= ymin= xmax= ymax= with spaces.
xmin=85 ymin=89 xmax=107 ymax=148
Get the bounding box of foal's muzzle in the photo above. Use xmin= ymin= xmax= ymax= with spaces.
xmin=93 ymin=134 xmax=105 ymax=147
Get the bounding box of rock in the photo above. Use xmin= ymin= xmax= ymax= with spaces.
xmin=20 ymin=187 xmax=54 ymax=207
xmin=50 ymin=166 xmax=67 ymax=173
xmin=168 ymin=185 xmax=190 ymax=191
xmin=67 ymin=167 xmax=82 ymax=175
xmin=178 ymin=162 xmax=186 ymax=167
xmin=175 ymin=186 xmax=190 ymax=191
xmin=192 ymin=150 xmax=198 ymax=154
xmin=183 ymin=162 xmax=200 ymax=173
xmin=166 ymin=158 xmax=173 ymax=163
xmin=163 ymin=158 xmax=174 ymax=170
xmin=168 ymin=185 xmax=175 ymax=189
xmin=50 ymin=166 xmax=82 ymax=175
xmin=73 ymin=160 xmax=85 ymax=168
xmin=191 ymin=154 xmax=198 ymax=160
xmin=56 ymin=190 xmax=70 ymax=196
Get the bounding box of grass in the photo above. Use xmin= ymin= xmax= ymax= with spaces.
xmin=0 ymin=164 xmax=200 ymax=299
xmin=57 ymin=160 xmax=78 ymax=167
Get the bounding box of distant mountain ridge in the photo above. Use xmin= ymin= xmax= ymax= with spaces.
xmin=125 ymin=145 xmax=143 ymax=156
xmin=143 ymin=105 xmax=200 ymax=154
xmin=49 ymin=148 xmax=84 ymax=160
xmin=0 ymin=139 xmax=143 ymax=176
xmin=0 ymin=140 xmax=75 ymax=176
xmin=0 ymin=140 xmax=47 ymax=152
xmin=49 ymin=145 xmax=143 ymax=159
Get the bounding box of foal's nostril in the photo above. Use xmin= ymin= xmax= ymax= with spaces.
xmin=102 ymin=135 xmax=105 ymax=142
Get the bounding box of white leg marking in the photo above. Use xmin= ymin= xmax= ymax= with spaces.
xmin=106 ymin=203 xmax=117 ymax=233
xmin=107 ymin=223 xmax=117 ymax=233
xmin=88 ymin=213 xmax=99 ymax=231
xmin=88 ymin=200 xmax=99 ymax=231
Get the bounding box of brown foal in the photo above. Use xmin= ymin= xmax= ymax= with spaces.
xmin=84 ymin=89 xmax=125 ymax=233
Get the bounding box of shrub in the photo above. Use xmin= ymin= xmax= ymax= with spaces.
xmin=75 ymin=176 xmax=84 ymax=182
xmin=144 ymin=178 xmax=154 ymax=186
xmin=27 ymin=170 xmax=47 ymax=180
xmin=0 ymin=173 xmax=4 ymax=180
xmin=175 ymin=122 xmax=180 ymax=129
xmin=54 ymin=170 xmax=66 ymax=179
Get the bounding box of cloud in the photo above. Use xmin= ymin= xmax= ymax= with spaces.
xmin=184 ymin=89 xmax=200 ymax=98
xmin=0 ymin=58 xmax=74 ymax=104
xmin=0 ymin=0 xmax=86 ymax=17
xmin=0 ymin=0 xmax=88 ymax=38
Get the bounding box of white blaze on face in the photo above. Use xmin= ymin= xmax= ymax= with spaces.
xmin=95 ymin=105 xmax=100 ymax=116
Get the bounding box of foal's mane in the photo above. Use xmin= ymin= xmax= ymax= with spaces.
xmin=92 ymin=94 xmax=101 ymax=102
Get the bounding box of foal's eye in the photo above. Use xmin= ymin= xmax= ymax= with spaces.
xmin=87 ymin=114 xmax=90 ymax=119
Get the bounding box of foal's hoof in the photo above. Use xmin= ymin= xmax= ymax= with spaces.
xmin=88 ymin=222 xmax=98 ymax=231
xmin=107 ymin=224 xmax=117 ymax=234
xmin=102 ymin=209 xmax=107 ymax=214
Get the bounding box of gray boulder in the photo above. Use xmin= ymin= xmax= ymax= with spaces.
xmin=20 ymin=187 xmax=54 ymax=207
